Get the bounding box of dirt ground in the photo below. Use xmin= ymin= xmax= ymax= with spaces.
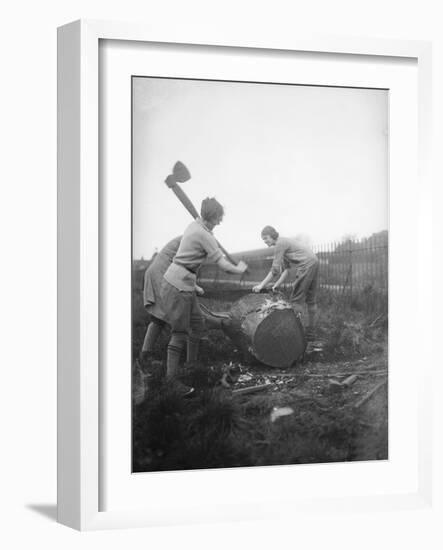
xmin=132 ymin=292 xmax=388 ymax=472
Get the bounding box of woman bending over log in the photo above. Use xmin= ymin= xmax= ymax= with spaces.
xmin=253 ymin=225 xmax=319 ymax=339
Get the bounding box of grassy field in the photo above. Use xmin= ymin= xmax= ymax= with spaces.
xmin=132 ymin=287 xmax=388 ymax=472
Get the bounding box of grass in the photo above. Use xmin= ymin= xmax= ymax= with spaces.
xmin=132 ymin=287 xmax=388 ymax=472
xmin=133 ymin=373 xmax=386 ymax=472
xmin=133 ymin=384 xmax=252 ymax=471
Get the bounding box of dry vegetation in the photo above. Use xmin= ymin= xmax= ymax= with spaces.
xmin=132 ymin=287 xmax=388 ymax=472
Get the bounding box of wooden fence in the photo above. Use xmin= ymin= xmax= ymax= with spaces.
xmin=314 ymin=235 xmax=388 ymax=294
xmin=133 ymin=234 xmax=388 ymax=297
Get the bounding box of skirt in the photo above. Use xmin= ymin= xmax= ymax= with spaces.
xmin=159 ymin=278 xmax=205 ymax=335
xmin=143 ymin=253 xmax=171 ymax=322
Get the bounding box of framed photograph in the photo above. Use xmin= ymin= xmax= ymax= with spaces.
xmin=57 ymin=20 xmax=432 ymax=530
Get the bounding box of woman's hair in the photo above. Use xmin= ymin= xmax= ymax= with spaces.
xmin=261 ymin=225 xmax=279 ymax=240
xmin=200 ymin=197 xmax=224 ymax=223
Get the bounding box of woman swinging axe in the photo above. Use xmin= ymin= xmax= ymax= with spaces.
xmin=160 ymin=197 xmax=248 ymax=396
xmin=139 ymin=235 xmax=235 ymax=368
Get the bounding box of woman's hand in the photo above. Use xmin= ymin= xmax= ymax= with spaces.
xmin=195 ymin=285 xmax=205 ymax=296
xmin=236 ymin=260 xmax=248 ymax=274
xmin=252 ymin=284 xmax=263 ymax=293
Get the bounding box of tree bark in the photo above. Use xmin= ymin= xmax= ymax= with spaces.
xmin=225 ymin=293 xmax=306 ymax=368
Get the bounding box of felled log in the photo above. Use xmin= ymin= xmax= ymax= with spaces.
xmin=225 ymin=293 xmax=306 ymax=368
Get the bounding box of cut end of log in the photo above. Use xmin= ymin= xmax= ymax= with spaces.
xmin=254 ymin=308 xmax=305 ymax=367
xmin=227 ymin=293 xmax=306 ymax=368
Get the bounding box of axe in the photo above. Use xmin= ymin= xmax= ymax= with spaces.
xmin=164 ymin=161 xmax=240 ymax=267
xmin=164 ymin=161 xmax=199 ymax=219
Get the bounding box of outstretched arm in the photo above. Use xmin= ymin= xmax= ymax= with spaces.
xmin=272 ymin=269 xmax=288 ymax=291
xmin=254 ymin=239 xmax=289 ymax=292
xmin=217 ymin=256 xmax=248 ymax=275
xmin=252 ymin=270 xmax=275 ymax=293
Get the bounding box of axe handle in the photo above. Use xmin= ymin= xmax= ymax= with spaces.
xmin=167 ymin=181 xmax=240 ymax=267
xmin=170 ymin=183 xmax=200 ymax=219
xmin=216 ymin=242 xmax=238 ymax=267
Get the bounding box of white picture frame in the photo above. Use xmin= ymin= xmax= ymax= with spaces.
xmin=57 ymin=19 xmax=433 ymax=531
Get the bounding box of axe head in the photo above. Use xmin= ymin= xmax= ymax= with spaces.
xmin=172 ymin=161 xmax=191 ymax=183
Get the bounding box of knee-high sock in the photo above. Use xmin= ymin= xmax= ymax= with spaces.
xmin=141 ymin=321 xmax=163 ymax=354
xmin=166 ymin=332 xmax=187 ymax=378
xmin=187 ymin=336 xmax=200 ymax=363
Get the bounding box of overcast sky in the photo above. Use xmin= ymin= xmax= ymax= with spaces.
xmin=132 ymin=77 xmax=388 ymax=259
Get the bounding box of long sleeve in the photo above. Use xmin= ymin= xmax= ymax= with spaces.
xmin=271 ymin=240 xmax=289 ymax=276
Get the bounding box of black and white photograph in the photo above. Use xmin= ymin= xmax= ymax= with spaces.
xmin=4 ymin=0 xmax=439 ymax=541
xmin=131 ymin=76 xmax=389 ymax=473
